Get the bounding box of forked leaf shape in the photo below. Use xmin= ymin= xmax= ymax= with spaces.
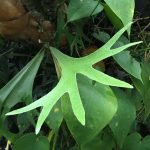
xmin=6 ymin=23 xmax=142 ymax=134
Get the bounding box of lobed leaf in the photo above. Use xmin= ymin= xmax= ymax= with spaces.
xmin=6 ymin=23 xmax=141 ymax=134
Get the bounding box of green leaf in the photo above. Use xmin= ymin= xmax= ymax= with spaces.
xmin=13 ymin=133 xmax=49 ymax=150
xmin=141 ymin=63 xmax=150 ymax=117
xmin=113 ymin=37 xmax=142 ymax=81
xmin=109 ymin=88 xmax=136 ymax=148
xmin=0 ymin=51 xmax=44 ymax=115
xmin=122 ymin=133 xmax=150 ymax=150
xmin=62 ymin=75 xmax=118 ymax=145
xmin=46 ymin=101 xmax=63 ymax=133
xmin=81 ymin=131 xmax=114 ymax=150
xmin=114 ymin=51 xmax=142 ymax=81
xmin=104 ymin=0 xmax=135 ymax=35
xmin=67 ymin=0 xmax=103 ymax=22
xmin=6 ymin=23 xmax=141 ymax=134
xmin=132 ymin=63 xmax=150 ymax=117
xmin=93 ymin=31 xmax=110 ymax=43
xmin=17 ymin=114 xmax=31 ymax=133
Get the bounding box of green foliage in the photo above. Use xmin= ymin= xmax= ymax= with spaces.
xmin=62 ymin=75 xmax=117 ymax=145
xmin=109 ymin=88 xmax=136 ymax=148
xmin=104 ymin=0 xmax=135 ymax=35
xmin=67 ymin=0 xmax=103 ymax=22
xmin=13 ymin=133 xmax=50 ymax=150
xmin=0 ymin=0 xmax=149 ymax=149
xmin=122 ymin=133 xmax=150 ymax=150
xmin=0 ymin=51 xmax=44 ymax=115
xmin=6 ymin=23 xmax=141 ymax=135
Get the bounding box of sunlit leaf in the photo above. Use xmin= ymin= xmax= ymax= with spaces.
xmin=6 ymin=23 xmax=141 ymax=134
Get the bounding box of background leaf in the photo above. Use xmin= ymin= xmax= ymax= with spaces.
xmin=109 ymin=88 xmax=136 ymax=148
xmin=46 ymin=101 xmax=63 ymax=133
xmin=13 ymin=133 xmax=49 ymax=150
xmin=0 ymin=51 xmax=44 ymax=115
xmin=113 ymin=37 xmax=142 ymax=81
xmin=67 ymin=0 xmax=103 ymax=22
xmin=104 ymin=0 xmax=135 ymax=35
xmin=122 ymin=133 xmax=150 ymax=150
xmin=0 ymin=51 xmax=44 ymax=140
xmin=141 ymin=63 xmax=150 ymax=117
xmin=81 ymin=131 xmax=114 ymax=150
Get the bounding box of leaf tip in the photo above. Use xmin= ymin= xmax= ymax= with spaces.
xmin=128 ymin=84 xmax=134 ymax=89
xmin=5 ymin=111 xmax=14 ymax=116
xmin=35 ymin=127 xmax=40 ymax=135
xmin=79 ymin=111 xmax=86 ymax=126
xmin=5 ymin=112 xmax=10 ymax=116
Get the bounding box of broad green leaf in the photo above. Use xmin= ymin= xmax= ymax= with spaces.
xmin=0 ymin=51 xmax=44 ymax=115
xmin=81 ymin=132 xmax=114 ymax=150
xmin=104 ymin=0 xmax=135 ymax=35
xmin=13 ymin=133 xmax=49 ymax=150
xmin=132 ymin=63 xmax=150 ymax=117
xmin=113 ymin=37 xmax=142 ymax=81
xmin=141 ymin=63 xmax=150 ymax=117
xmin=46 ymin=101 xmax=63 ymax=133
xmin=0 ymin=51 xmax=44 ymax=140
xmin=122 ymin=133 xmax=150 ymax=150
xmin=62 ymin=75 xmax=117 ymax=145
xmin=114 ymin=51 xmax=142 ymax=81
xmin=6 ymin=23 xmax=141 ymax=134
xmin=67 ymin=0 xmax=103 ymax=22
xmin=109 ymin=88 xmax=136 ymax=148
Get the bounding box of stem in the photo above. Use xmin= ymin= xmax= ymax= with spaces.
xmin=48 ymin=130 xmax=55 ymax=143
xmin=52 ymin=133 xmax=58 ymax=150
